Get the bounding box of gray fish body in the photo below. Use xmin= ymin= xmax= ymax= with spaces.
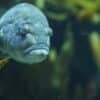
xmin=0 ymin=3 xmax=52 ymax=64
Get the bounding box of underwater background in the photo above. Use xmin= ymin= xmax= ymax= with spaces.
xmin=0 ymin=0 xmax=99 ymax=100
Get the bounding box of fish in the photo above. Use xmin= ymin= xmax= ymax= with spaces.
xmin=0 ymin=3 xmax=53 ymax=64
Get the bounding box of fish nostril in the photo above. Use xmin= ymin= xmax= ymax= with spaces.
xmin=26 ymin=33 xmax=37 ymax=44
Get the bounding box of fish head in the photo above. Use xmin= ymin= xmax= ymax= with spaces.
xmin=0 ymin=3 xmax=53 ymax=64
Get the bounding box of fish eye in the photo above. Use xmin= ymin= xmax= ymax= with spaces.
xmin=20 ymin=32 xmax=27 ymax=37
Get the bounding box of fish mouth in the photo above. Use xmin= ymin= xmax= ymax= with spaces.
xmin=24 ymin=44 xmax=49 ymax=56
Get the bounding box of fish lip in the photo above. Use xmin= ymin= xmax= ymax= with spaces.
xmin=29 ymin=49 xmax=49 ymax=56
xmin=24 ymin=44 xmax=49 ymax=55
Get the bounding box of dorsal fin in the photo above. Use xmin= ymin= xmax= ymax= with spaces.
xmin=0 ymin=56 xmax=10 ymax=70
